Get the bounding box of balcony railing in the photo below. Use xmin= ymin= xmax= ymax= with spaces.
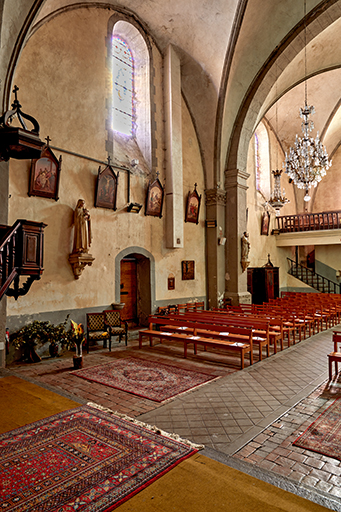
xmin=275 ymin=210 xmax=341 ymax=233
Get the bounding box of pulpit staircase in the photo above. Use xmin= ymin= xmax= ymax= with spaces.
xmin=287 ymin=257 xmax=341 ymax=294
xmin=0 ymin=219 xmax=46 ymax=301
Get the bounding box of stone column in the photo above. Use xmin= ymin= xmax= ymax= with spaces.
xmin=164 ymin=44 xmax=183 ymax=249
xmin=224 ymin=168 xmax=251 ymax=305
xmin=205 ymin=188 xmax=226 ymax=309
xmin=0 ymin=160 xmax=9 ymax=367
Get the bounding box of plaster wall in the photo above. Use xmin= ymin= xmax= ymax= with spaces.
xmin=246 ymin=129 xmax=298 ymax=294
xmin=313 ymin=143 xmax=341 ymax=213
xmin=315 ymin=246 xmax=341 ymax=277
xmin=7 ymin=6 xmax=206 ymax=326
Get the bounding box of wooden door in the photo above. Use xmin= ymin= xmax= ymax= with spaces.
xmin=120 ymin=258 xmax=137 ymax=323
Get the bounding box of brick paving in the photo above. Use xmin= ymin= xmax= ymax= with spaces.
xmin=5 ymin=326 xmax=341 ymax=510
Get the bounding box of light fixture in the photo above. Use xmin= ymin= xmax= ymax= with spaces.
xmin=127 ymin=202 xmax=142 ymax=213
xmin=284 ymin=0 xmax=331 ymax=202
xmin=269 ymin=170 xmax=289 ymax=216
xmin=269 ymin=62 xmax=290 ymax=216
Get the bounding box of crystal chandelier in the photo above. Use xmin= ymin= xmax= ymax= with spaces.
xmin=284 ymin=0 xmax=331 ymax=202
xmin=269 ymin=169 xmax=289 ymax=215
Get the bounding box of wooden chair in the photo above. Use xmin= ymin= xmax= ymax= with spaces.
xmin=328 ymin=352 xmax=341 ymax=381
xmin=86 ymin=312 xmax=111 ymax=353
xmin=104 ymin=310 xmax=128 ymax=347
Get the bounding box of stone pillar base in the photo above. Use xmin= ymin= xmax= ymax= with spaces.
xmin=224 ymin=291 xmax=251 ymax=306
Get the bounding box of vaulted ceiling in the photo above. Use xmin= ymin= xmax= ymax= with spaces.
xmin=2 ymin=0 xmax=341 ymax=186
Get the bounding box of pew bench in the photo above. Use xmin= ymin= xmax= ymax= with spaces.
xmin=139 ymin=325 xmax=252 ymax=369
xmin=168 ymin=312 xmax=273 ymax=360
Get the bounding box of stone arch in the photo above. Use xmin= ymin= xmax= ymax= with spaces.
xmin=223 ymin=0 xmax=340 ymax=176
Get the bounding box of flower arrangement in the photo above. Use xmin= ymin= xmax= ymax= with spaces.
xmin=67 ymin=320 xmax=86 ymax=357
xmin=11 ymin=318 xmax=69 ymax=363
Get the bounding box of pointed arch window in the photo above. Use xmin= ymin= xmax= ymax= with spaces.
xmin=254 ymin=122 xmax=271 ymax=199
xmin=113 ymin=36 xmax=134 ymax=136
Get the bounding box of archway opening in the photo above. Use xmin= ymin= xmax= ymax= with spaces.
xmin=120 ymin=253 xmax=151 ymax=327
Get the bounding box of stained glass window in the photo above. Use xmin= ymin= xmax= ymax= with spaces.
xmin=113 ymin=36 xmax=134 ymax=136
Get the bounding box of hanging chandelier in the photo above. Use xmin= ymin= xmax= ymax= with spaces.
xmin=269 ymin=59 xmax=290 ymax=216
xmin=284 ymin=104 xmax=331 ymax=201
xmin=269 ymin=169 xmax=289 ymax=215
xmin=284 ymin=0 xmax=331 ymax=202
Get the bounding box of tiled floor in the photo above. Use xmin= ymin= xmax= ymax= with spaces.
xmin=4 ymin=326 xmax=341 ymax=510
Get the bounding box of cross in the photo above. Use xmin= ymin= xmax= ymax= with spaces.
xmin=156 ymin=171 xmax=160 ymax=180
xmin=12 ymin=85 xmax=19 ymax=101
xmin=107 ymin=155 xmax=111 ymax=165
xmin=194 ymin=182 xmax=197 ymax=190
xmin=45 ymin=135 xmax=51 ymax=146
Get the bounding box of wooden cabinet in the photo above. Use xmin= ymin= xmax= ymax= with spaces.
xmin=247 ymin=267 xmax=279 ymax=304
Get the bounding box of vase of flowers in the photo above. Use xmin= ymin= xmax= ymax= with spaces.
xmin=68 ymin=320 xmax=85 ymax=369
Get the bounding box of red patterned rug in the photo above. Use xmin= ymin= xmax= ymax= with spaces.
xmin=293 ymin=398 xmax=341 ymax=460
xmin=0 ymin=405 xmax=196 ymax=511
xmin=71 ymin=357 xmax=218 ymax=402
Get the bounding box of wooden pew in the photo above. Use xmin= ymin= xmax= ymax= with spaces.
xmin=139 ymin=315 xmax=253 ymax=369
xmin=166 ymin=312 xmax=271 ymax=360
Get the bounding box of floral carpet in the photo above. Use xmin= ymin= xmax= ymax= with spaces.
xmin=293 ymin=398 xmax=341 ymax=460
xmin=71 ymin=357 xmax=218 ymax=402
xmin=0 ymin=405 xmax=196 ymax=511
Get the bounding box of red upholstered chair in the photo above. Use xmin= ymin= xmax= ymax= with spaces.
xmin=86 ymin=312 xmax=111 ymax=353
xmin=104 ymin=310 xmax=128 ymax=346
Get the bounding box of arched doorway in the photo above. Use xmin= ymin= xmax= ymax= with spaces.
xmin=115 ymin=248 xmax=154 ymax=327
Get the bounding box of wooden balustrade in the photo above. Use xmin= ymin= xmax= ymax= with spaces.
xmin=275 ymin=210 xmax=341 ymax=233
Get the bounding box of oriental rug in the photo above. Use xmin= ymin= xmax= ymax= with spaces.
xmin=0 ymin=405 xmax=196 ymax=512
xmin=71 ymin=357 xmax=218 ymax=402
xmin=293 ymin=398 xmax=341 ymax=460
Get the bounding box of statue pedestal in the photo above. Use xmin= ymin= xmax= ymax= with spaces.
xmin=69 ymin=252 xmax=95 ymax=279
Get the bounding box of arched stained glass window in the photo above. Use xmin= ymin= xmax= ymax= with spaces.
xmin=113 ymin=36 xmax=134 ymax=136
xmin=254 ymin=122 xmax=270 ymax=198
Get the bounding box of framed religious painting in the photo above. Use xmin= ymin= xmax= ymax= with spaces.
xmin=261 ymin=211 xmax=270 ymax=236
xmin=28 ymin=142 xmax=61 ymax=200
xmin=95 ymin=164 xmax=118 ymax=210
xmin=182 ymin=260 xmax=195 ymax=280
xmin=145 ymin=176 xmax=164 ymax=218
xmin=185 ymin=184 xmax=201 ymax=224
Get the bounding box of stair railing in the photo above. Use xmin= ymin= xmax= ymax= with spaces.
xmin=0 ymin=221 xmax=21 ymax=299
xmin=287 ymin=257 xmax=341 ymax=294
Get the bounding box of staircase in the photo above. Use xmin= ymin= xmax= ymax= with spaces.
xmin=287 ymin=257 xmax=340 ymax=294
xmin=0 ymin=219 xmax=46 ymax=300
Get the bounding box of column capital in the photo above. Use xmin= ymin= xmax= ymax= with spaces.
xmin=225 ymin=168 xmax=250 ymax=190
xmin=205 ymin=188 xmax=226 ymax=207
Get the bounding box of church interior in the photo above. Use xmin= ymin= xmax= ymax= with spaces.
xmin=2 ymin=0 xmax=341 ymax=510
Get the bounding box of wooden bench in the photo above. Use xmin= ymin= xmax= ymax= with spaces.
xmin=139 ymin=316 xmax=253 ymax=369
xmin=169 ymin=312 xmax=272 ymax=360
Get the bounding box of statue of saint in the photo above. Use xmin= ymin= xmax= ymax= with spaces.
xmin=73 ymin=199 xmax=92 ymax=253
xmin=241 ymin=231 xmax=250 ymax=272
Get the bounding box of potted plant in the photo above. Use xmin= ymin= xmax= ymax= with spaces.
xmin=11 ymin=319 xmax=69 ymax=363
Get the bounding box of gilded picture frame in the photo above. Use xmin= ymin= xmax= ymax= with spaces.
xmin=145 ymin=178 xmax=164 ymax=218
xmin=29 ymin=145 xmax=61 ymax=200
xmin=185 ymin=185 xmax=201 ymax=224
xmin=95 ymin=164 xmax=118 ymax=210
xmin=261 ymin=212 xmax=270 ymax=236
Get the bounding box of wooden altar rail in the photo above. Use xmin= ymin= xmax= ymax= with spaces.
xmin=275 ymin=210 xmax=341 ymax=233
